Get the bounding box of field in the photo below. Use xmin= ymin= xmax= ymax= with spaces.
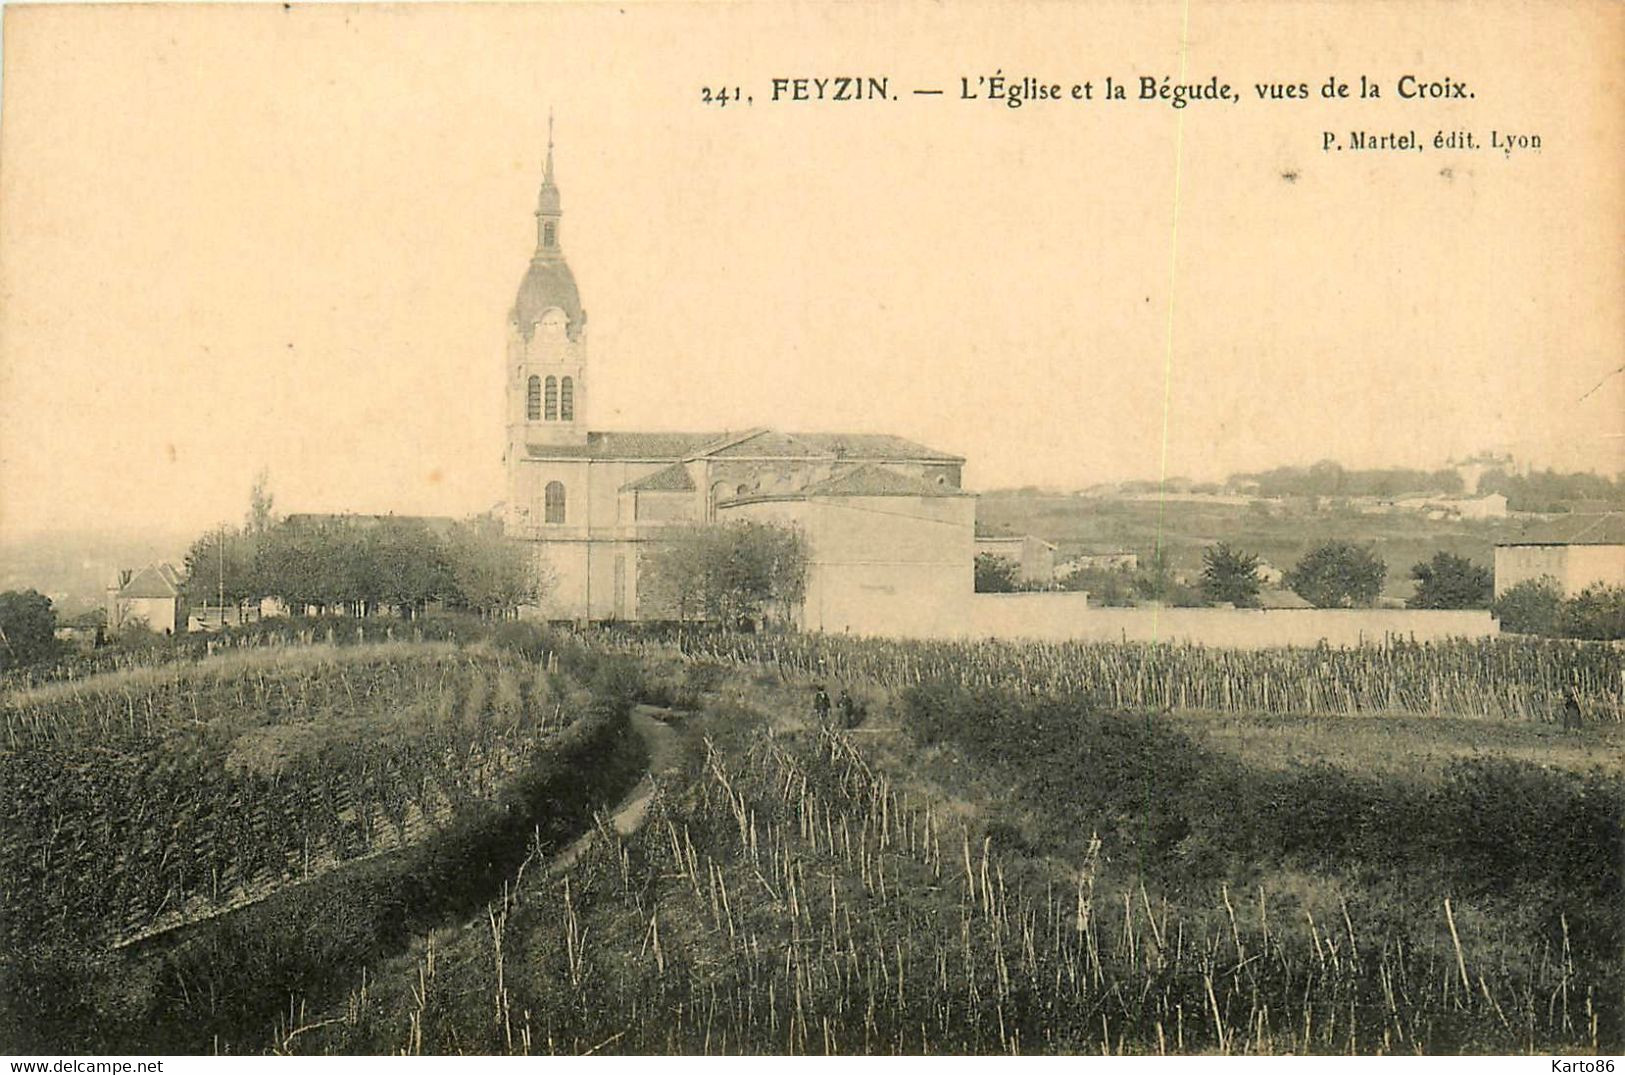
xmin=2 ymin=642 xmax=578 ymax=953
xmin=2 ymin=620 xmax=1620 ymax=1054
xmin=975 ymin=493 xmax=1615 ymax=600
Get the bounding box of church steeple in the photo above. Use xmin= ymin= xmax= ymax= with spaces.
xmin=511 ymin=115 xmax=584 ymax=342
xmin=507 ymin=115 xmax=588 ymax=463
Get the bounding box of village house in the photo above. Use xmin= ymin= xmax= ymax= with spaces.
xmin=106 ymin=562 xmax=185 ymax=635
xmin=974 ymin=535 xmax=1057 ymax=586
xmin=1494 ymin=542 xmax=1625 ymax=598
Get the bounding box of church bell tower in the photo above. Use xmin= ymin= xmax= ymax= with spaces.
xmin=506 ymin=116 xmax=588 ymax=467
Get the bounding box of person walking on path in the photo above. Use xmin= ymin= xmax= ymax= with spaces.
xmin=813 ymin=684 xmax=832 ymax=724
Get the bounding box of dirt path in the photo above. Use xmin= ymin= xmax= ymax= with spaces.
xmin=550 ymin=705 xmax=684 ymax=870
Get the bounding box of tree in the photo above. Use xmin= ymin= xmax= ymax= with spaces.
xmin=1058 ymin=565 xmax=1135 ymax=606
xmin=1408 ymin=551 xmax=1493 ymax=609
xmin=1556 ymin=584 xmax=1625 ymax=641
xmin=1199 ymin=543 xmax=1263 ymax=607
xmin=254 ymin=519 xmax=350 ymax=613
xmin=446 ymin=520 xmax=546 ymax=617
xmin=1491 ymin=576 xmax=1563 ymax=635
xmin=1284 ymin=542 xmax=1386 ymax=608
xmin=182 ymin=526 xmax=261 ymax=613
xmin=0 ymin=590 xmax=59 ymax=671
xmin=360 ymin=518 xmax=454 ymax=615
xmin=974 ymin=553 xmax=1021 ymax=593
xmin=246 ymin=468 xmax=277 ymax=535
xmin=641 ymin=521 xmax=808 ymax=627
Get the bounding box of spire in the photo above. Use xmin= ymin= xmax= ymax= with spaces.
xmin=513 ymin=114 xmax=584 ymax=338
xmin=535 ymin=111 xmax=562 ymax=230
xmin=544 ymin=109 xmax=555 ymax=185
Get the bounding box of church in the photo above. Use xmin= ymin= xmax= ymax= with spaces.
xmin=502 ymin=134 xmax=976 ymax=629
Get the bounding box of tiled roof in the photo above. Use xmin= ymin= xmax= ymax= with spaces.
xmin=796 ymin=464 xmax=968 ymax=499
xmin=785 ymin=432 xmax=963 ymax=463
xmin=527 ymin=428 xmax=963 ymax=464
xmin=1494 ymin=513 xmax=1625 ymax=546
xmin=527 ymin=431 xmax=724 ymax=460
xmin=622 ymin=463 xmax=696 ymax=492
xmin=119 ymin=562 xmax=182 ymax=599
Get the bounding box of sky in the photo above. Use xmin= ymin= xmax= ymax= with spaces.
xmin=1 ymin=1 xmax=1620 ymax=538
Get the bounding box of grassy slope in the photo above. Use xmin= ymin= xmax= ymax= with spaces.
xmin=1170 ymin=710 xmax=1625 ymax=779
xmin=975 ymin=495 xmax=1606 ymax=599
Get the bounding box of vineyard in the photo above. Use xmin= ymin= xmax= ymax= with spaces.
xmin=2 ymin=620 xmax=1619 ymax=1055
xmin=647 ymin=631 xmax=1625 ymax=722
xmin=288 ymin=719 xmax=1616 ymax=1055
xmin=1 ymin=642 xmax=574 ymax=952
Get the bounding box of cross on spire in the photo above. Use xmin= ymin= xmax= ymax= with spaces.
xmin=545 ymin=109 xmax=555 ymax=183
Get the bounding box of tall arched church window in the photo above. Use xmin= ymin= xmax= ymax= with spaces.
xmin=560 ymin=377 xmax=574 ymax=420
xmin=543 ymin=222 xmax=556 ymax=247
xmin=526 ymin=376 xmax=541 ymax=421
xmin=544 ymin=376 xmax=559 ymax=421
xmin=544 ymin=481 xmax=566 ymax=524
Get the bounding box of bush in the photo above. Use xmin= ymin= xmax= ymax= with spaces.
xmin=1558 ymin=584 xmax=1625 ymax=641
xmin=1409 ymin=552 xmax=1494 ymax=609
xmin=1285 ymin=542 xmax=1386 ymax=608
xmin=1493 ymin=577 xmax=1564 ymax=635
xmin=974 ymin=553 xmax=1021 ymax=593
xmin=1494 ymin=579 xmax=1624 ymax=640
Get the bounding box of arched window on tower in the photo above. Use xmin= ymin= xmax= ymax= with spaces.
xmin=526 ymin=376 xmax=541 ymax=421
xmin=543 ymin=222 xmax=556 ymax=248
xmin=544 ymin=481 xmax=566 ymax=524
xmin=560 ymin=377 xmax=574 ymax=421
xmin=544 ymin=376 xmax=558 ymax=421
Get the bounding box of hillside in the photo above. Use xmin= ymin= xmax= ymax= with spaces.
xmin=975 ymin=494 xmax=1623 ymax=599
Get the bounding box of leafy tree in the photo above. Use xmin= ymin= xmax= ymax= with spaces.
xmin=1199 ymin=543 xmax=1263 ymax=607
xmin=183 ymin=526 xmax=261 ymax=612
xmin=1556 ymin=584 xmax=1625 ymax=641
xmin=1130 ymin=549 xmax=1209 ymax=607
xmin=360 ymin=518 xmax=453 ymax=615
xmin=445 ymin=520 xmax=546 ymax=617
xmin=254 ymin=519 xmax=352 ymax=613
xmin=1058 ymin=566 xmax=1135 ymax=606
xmin=974 ymin=553 xmax=1021 ymax=593
xmin=0 ymin=589 xmax=58 ymax=671
xmin=1491 ymin=577 xmax=1563 ymax=635
xmin=1408 ymin=552 xmax=1493 ymax=609
xmin=641 ymin=521 xmax=808 ymax=627
xmin=1284 ymin=542 xmax=1386 ymax=608
xmin=246 ymin=468 xmax=277 ymax=535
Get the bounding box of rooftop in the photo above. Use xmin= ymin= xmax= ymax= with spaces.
xmin=527 ymin=427 xmax=962 ymax=464
xmin=118 ymin=562 xmax=182 ymax=599
xmin=621 ymin=462 xmax=697 ymax=493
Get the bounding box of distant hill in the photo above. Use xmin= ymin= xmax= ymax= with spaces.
xmin=0 ymin=529 xmax=194 ymax=616
xmin=973 ymin=494 xmax=1620 ymax=601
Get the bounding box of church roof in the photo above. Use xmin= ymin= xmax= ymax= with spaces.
xmin=719 ymin=465 xmax=967 ymax=506
xmin=512 ymin=256 xmax=585 ymax=342
xmin=783 ymin=433 xmax=963 ymax=463
xmin=528 ymin=431 xmax=727 ymax=460
xmin=798 ymin=465 xmax=968 ymax=498
xmin=621 ymin=463 xmax=697 ymax=492
xmin=525 ymin=428 xmax=962 ymax=464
